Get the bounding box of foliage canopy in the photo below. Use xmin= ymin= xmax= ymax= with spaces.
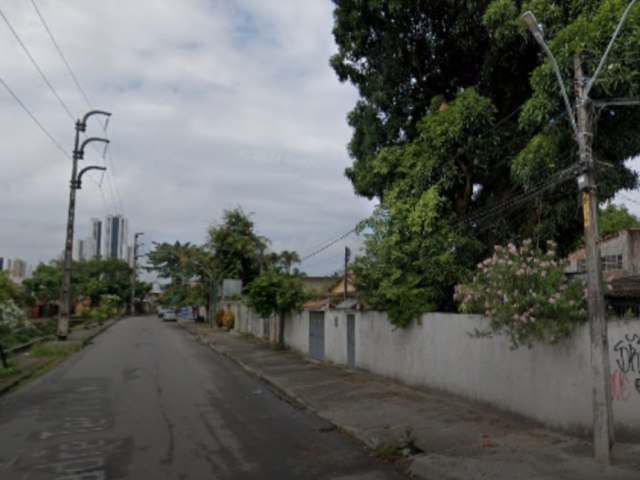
xmin=332 ymin=0 xmax=640 ymax=326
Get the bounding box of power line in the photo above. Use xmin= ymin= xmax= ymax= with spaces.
xmin=104 ymin=145 xmax=126 ymax=215
xmin=455 ymin=163 xmax=581 ymax=233
xmin=30 ymin=1 xmax=124 ymax=217
xmin=0 ymin=6 xmax=75 ymax=121
xmin=0 ymin=76 xmax=69 ymax=158
xmin=31 ymin=0 xmax=93 ymax=111
xmin=300 ymin=227 xmax=356 ymax=262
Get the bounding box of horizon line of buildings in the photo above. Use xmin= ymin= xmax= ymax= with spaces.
xmin=75 ymin=215 xmax=136 ymax=265
xmin=2 ymin=215 xmax=135 ymax=283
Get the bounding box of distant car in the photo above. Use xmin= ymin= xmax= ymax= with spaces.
xmin=162 ymin=309 xmax=177 ymax=322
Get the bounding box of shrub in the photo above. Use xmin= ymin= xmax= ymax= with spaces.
xmin=0 ymin=298 xmax=35 ymax=349
xmin=455 ymin=240 xmax=587 ymax=349
xmin=216 ymin=309 xmax=235 ymax=329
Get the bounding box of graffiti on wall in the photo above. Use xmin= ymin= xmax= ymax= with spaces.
xmin=610 ymin=333 xmax=640 ymax=402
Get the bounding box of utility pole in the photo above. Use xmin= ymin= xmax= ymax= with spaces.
xmin=58 ymin=110 xmax=111 ymax=340
xmin=131 ymin=232 xmax=144 ymax=316
xmin=344 ymin=246 xmax=351 ymax=302
xmin=523 ymin=2 xmax=639 ymax=463
xmin=574 ymin=55 xmax=614 ymax=463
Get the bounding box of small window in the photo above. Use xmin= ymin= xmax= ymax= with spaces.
xmin=577 ymin=259 xmax=586 ymax=272
xmin=602 ymin=254 xmax=623 ymax=271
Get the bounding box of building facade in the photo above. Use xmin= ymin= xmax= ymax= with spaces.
xmin=104 ymin=215 xmax=129 ymax=260
xmin=566 ymin=228 xmax=640 ymax=316
xmin=89 ymin=217 xmax=102 ymax=259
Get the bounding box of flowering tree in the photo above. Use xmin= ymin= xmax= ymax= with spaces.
xmin=0 ymin=298 xmax=34 ymax=367
xmin=455 ymin=240 xmax=586 ymax=349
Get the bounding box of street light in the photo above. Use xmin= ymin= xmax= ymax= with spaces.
xmin=131 ymin=232 xmax=144 ymax=315
xmin=523 ymin=3 xmax=637 ymax=463
xmin=58 ymin=110 xmax=111 ymax=340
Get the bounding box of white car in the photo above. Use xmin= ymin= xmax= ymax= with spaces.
xmin=162 ymin=308 xmax=177 ymax=322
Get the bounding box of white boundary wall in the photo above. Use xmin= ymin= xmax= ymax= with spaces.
xmin=230 ymin=303 xmax=640 ymax=436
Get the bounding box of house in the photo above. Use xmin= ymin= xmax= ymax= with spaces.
xmin=300 ymin=276 xmax=340 ymax=297
xmin=565 ymin=228 xmax=640 ymax=316
xmin=302 ymin=274 xmax=359 ymax=311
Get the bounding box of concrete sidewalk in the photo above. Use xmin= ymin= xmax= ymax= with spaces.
xmin=182 ymin=322 xmax=640 ymax=480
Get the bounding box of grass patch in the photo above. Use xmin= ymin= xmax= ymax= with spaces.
xmin=271 ymin=342 xmax=289 ymax=351
xmin=31 ymin=343 xmax=80 ymax=358
xmin=373 ymin=428 xmax=423 ymax=463
xmin=0 ymin=364 xmax=20 ymax=378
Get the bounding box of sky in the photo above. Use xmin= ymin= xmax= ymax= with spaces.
xmin=0 ymin=0 xmax=375 ymax=276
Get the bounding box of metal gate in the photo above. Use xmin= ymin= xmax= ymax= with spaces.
xmin=309 ymin=311 xmax=325 ymax=361
xmin=347 ymin=314 xmax=355 ymax=369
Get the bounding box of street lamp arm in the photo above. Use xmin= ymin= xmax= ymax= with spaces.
xmin=585 ymin=0 xmax=637 ymax=97
xmin=522 ymin=11 xmax=581 ymax=145
xmin=75 ymin=166 xmax=106 ymax=189
xmin=81 ymin=109 xmax=111 ymax=127
xmin=80 ymin=136 xmax=109 ymax=152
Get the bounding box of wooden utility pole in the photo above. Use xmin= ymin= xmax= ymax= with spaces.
xmin=574 ymin=54 xmax=614 ymax=464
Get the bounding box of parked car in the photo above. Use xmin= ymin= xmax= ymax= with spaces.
xmin=162 ymin=309 xmax=177 ymax=322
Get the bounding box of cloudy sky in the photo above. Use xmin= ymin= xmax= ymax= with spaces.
xmin=0 ymin=0 xmax=375 ymax=276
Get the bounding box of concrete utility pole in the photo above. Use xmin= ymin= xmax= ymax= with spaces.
xmin=523 ymin=2 xmax=638 ymax=463
xmin=131 ymin=232 xmax=144 ymax=316
xmin=58 ymin=110 xmax=111 ymax=340
xmin=574 ymin=55 xmax=614 ymax=463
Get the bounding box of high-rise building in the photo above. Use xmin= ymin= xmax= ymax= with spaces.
xmin=104 ymin=215 xmax=129 ymax=260
xmin=0 ymin=257 xmax=4 ymax=271
xmin=9 ymin=258 xmax=27 ymax=281
xmin=75 ymin=239 xmax=87 ymax=261
xmin=89 ymin=217 xmax=102 ymax=259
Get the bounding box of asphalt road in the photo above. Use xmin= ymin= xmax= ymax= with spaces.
xmin=0 ymin=316 xmax=406 ymax=480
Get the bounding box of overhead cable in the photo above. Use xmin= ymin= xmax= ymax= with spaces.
xmin=31 ymin=0 xmax=93 ymax=111
xmin=0 ymin=76 xmax=69 ymax=158
xmin=0 ymin=7 xmax=75 ymax=121
xmin=300 ymin=227 xmax=356 ymax=262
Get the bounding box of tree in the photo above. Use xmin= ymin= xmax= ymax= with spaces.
xmin=147 ymin=241 xmax=218 ymax=321
xmin=246 ymin=267 xmax=306 ymax=345
xmin=206 ymin=208 xmax=268 ymax=288
xmin=599 ymin=203 xmax=640 ymax=239
xmin=332 ymin=1 xmax=640 ymax=325
xmin=0 ymin=271 xmax=25 ymax=305
xmin=331 ymin=0 xmax=537 ymax=200
xmin=23 ymin=261 xmax=62 ymax=308
xmin=74 ymin=258 xmax=133 ymax=307
xmin=25 ymin=259 xmax=135 ymax=313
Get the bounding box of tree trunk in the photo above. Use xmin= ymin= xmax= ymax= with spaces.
xmin=278 ymin=311 xmax=285 ymax=345
xmin=0 ymin=343 xmax=7 ymax=369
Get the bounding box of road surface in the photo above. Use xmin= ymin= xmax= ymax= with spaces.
xmin=0 ymin=316 xmax=406 ymax=479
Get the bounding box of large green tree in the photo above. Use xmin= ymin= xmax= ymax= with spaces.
xmin=25 ymin=258 xmax=142 ymax=311
xmin=332 ymin=0 xmax=640 ymax=325
xmin=598 ymin=203 xmax=640 ymax=238
xmin=73 ymin=258 xmax=134 ymax=306
xmin=206 ymin=208 xmax=268 ymax=288
xmin=245 ymin=262 xmax=306 ymax=345
xmin=23 ymin=261 xmax=62 ymax=307
xmin=147 ymin=241 xmax=217 ymax=318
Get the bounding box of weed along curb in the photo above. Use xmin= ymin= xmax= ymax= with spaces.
xmin=0 ymin=317 xmax=120 ymax=397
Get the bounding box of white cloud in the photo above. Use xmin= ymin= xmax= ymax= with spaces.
xmin=0 ymin=0 xmax=371 ymax=275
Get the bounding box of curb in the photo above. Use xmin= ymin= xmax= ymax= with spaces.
xmin=181 ymin=324 xmax=377 ymax=448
